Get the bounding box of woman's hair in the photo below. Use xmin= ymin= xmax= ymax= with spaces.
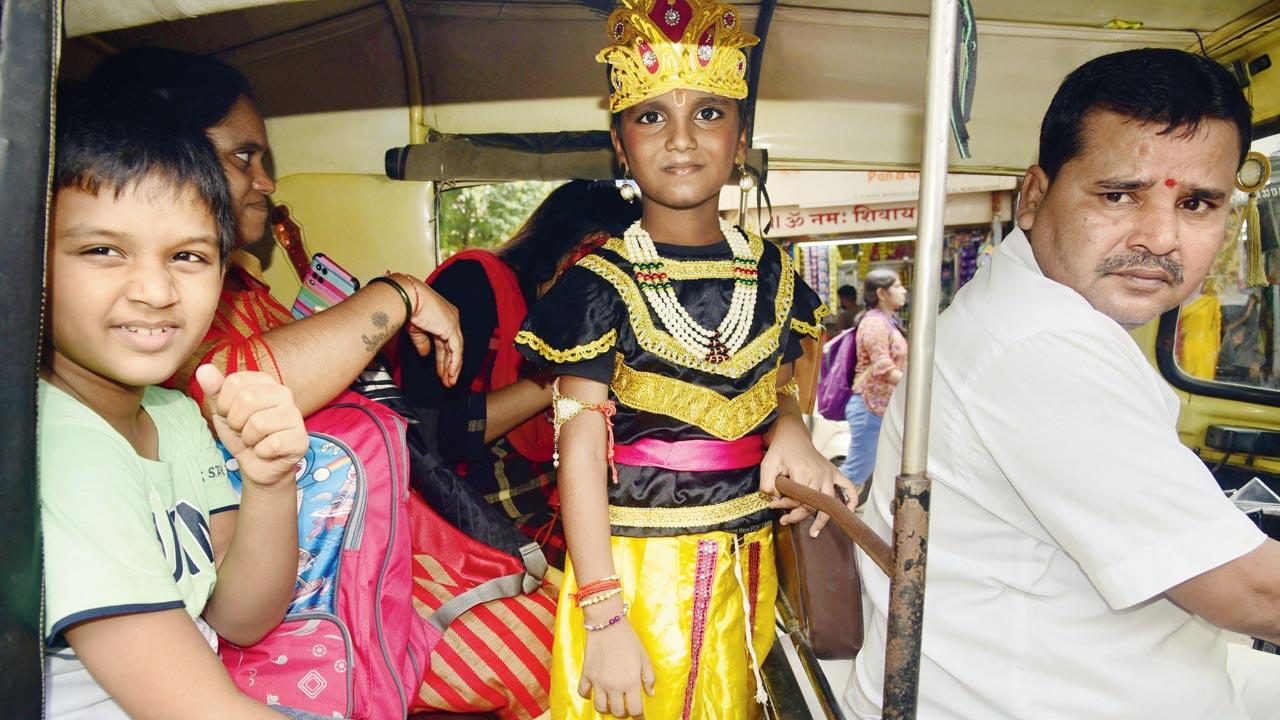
xmin=497 ymin=180 xmax=641 ymax=289
xmin=863 ymin=268 xmax=900 ymax=310
xmin=87 ymin=47 xmax=253 ymax=131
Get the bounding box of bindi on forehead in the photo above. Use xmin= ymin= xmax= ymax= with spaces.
xmin=1164 ymin=178 xmax=1178 ymax=189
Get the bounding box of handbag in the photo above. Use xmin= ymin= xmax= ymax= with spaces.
xmin=775 ymin=512 xmax=865 ymax=659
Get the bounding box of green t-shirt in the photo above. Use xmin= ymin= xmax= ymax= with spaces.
xmin=40 ymin=379 xmax=239 ymax=716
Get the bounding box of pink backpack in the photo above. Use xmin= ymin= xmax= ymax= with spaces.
xmin=218 ymin=390 xmax=438 ymax=719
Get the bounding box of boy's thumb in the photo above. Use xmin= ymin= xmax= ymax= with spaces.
xmin=195 ymin=364 xmax=226 ymax=407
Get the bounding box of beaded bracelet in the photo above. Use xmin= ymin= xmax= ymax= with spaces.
xmin=577 ymin=587 xmax=622 ymax=608
xmin=368 ymin=275 xmax=413 ymax=322
xmin=583 ymin=602 xmax=630 ymax=632
xmin=573 ymin=582 xmax=622 ymax=605
xmin=572 ymin=574 xmax=621 ymax=600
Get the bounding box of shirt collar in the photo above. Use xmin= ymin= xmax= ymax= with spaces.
xmin=996 ymin=227 xmax=1042 ymax=278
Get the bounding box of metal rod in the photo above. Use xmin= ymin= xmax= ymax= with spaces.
xmin=776 ymin=593 xmax=847 ymax=720
xmin=384 ymin=0 xmax=430 ymax=144
xmin=883 ymin=0 xmax=959 ymax=716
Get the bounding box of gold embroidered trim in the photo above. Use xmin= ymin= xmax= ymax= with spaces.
xmin=578 ymin=245 xmax=795 ymax=378
xmin=514 ymin=329 xmax=617 ymax=364
xmin=778 ymin=378 xmax=800 ymax=403
xmin=789 ymin=303 xmax=829 ymax=339
xmin=601 ymin=233 xmax=764 ymax=281
xmin=608 ymin=492 xmax=772 ymax=529
xmin=790 ymin=317 xmax=822 ymax=339
xmin=610 ymin=356 xmax=779 ymax=440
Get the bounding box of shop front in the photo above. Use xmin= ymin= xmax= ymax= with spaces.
xmin=723 ymin=170 xmax=1016 ymax=330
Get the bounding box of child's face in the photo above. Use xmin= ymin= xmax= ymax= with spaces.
xmin=48 ymin=176 xmax=224 ymax=389
xmin=612 ymin=89 xmax=746 ymax=213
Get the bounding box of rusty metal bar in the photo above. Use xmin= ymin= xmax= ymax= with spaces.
xmin=882 ymin=472 xmax=933 ymax=717
xmin=882 ymin=0 xmax=960 ymax=714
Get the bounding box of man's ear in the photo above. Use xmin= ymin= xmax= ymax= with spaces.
xmin=1017 ymin=166 xmax=1050 ymax=232
xmin=610 ymin=124 xmax=628 ymax=175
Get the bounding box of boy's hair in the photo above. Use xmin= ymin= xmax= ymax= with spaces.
xmin=837 ymin=284 xmax=857 ymax=304
xmin=1039 ymin=48 xmax=1252 ymax=180
xmin=55 ymin=85 xmax=236 ymax=260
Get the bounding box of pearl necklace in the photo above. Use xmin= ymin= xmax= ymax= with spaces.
xmin=623 ymin=218 xmax=759 ymax=364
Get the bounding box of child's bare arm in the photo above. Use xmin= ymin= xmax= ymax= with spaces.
xmin=65 ymin=609 xmax=285 ymax=719
xmin=558 ymin=375 xmax=655 ymax=718
xmin=197 ymin=366 xmax=307 ymax=645
xmin=761 ymin=362 xmax=840 ymax=535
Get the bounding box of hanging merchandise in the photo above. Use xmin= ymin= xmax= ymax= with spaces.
xmin=1237 ymin=151 xmax=1272 ymax=288
xmin=795 ymin=242 xmax=837 ymax=314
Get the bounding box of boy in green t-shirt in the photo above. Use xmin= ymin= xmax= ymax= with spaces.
xmin=41 ymin=89 xmax=309 ymax=719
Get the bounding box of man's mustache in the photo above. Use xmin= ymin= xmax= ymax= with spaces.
xmin=1095 ymin=252 xmax=1184 ymax=285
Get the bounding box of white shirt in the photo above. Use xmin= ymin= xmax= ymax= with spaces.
xmin=844 ymin=229 xmax=1266 ymax=720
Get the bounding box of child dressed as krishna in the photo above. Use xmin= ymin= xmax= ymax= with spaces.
xmin=515 ymin=0 xmax=838 ymax=716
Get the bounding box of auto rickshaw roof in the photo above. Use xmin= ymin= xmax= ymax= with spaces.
xmin=62 ymin=0 xmax=1278 ymax=174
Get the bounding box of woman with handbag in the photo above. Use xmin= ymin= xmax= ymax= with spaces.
xmin=839 ymin=269 xmax=909 ymax=490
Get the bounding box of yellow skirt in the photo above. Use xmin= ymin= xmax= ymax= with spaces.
xmin=550 ymin=526 xmax=777 ymax=720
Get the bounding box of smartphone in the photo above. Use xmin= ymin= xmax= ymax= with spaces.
xmin=292 ymin=253 xmax=360 ymax=319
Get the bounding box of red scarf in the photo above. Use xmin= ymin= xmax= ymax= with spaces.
xmin=427 ymin=250 xmax=554 ymax=462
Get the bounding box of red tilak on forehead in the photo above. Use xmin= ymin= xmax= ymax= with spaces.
xmin=1164 ymin=178 xmax=1178 ymax=188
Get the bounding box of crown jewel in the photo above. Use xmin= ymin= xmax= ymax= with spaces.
xmin=597 ymin=0 xmax=759 ymax=113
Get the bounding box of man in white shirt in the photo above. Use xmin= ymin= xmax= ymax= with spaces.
xmin=845 ymin=48 xmax=1280 ymax=719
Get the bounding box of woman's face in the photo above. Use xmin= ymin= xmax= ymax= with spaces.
xmin=611 ymin=89 xmax=746 ymax=213
xmin=205 ymin=95 xmax=275 ymax=246
xmin=877 ymin=277 xmax=908 ymax=311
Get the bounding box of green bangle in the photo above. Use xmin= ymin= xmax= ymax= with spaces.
xmin=368 ymin=275 xmax=413 ymax=322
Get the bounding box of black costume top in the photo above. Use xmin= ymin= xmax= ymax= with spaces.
xmin=517 ymin=230 xmax=827 ymax=538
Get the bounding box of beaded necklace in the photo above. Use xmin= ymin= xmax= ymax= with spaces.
xmin=623 ymin=218 xmax=759 ymax=364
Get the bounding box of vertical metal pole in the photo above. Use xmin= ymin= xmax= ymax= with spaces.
xmin=384 ymin=0 xmax=430 ymax=145
xmin=0 ymin=0 xmax=57 ymax=715
xmin=882 ymin=0 xmax=959 ymax=717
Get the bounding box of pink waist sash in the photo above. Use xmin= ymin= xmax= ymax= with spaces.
xmin=613 ymin=435 xmax=764 ymax=472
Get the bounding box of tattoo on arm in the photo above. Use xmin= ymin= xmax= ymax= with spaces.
xmin=360 ymin=311 xmax=391 ymax=353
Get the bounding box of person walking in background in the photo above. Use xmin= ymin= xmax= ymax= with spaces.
xmin=835 ymin=284 xmax=859 ymax=332
xmin=838 ymin=269 xmax=908 ymax=491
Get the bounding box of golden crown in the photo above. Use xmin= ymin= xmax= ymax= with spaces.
xmin=597 ymin=0 xmax=759 ymax=113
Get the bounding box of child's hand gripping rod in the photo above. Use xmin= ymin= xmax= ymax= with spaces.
xmin=774 ymin=475 xmax=894 ymax=576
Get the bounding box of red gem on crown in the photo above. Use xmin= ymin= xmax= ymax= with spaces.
xmin=697 ymin=26 xmax=715 ymax=67
xmin=637 ymin=40 xmax=660 ymax=74
xmin=723 ymin=11 xmax=736 ymax=27
xmin=648 ymin=0 xmax=693 ymax=41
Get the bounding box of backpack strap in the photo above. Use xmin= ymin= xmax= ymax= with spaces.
xmin=425 ymin=542 xmax=549 ymax=631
